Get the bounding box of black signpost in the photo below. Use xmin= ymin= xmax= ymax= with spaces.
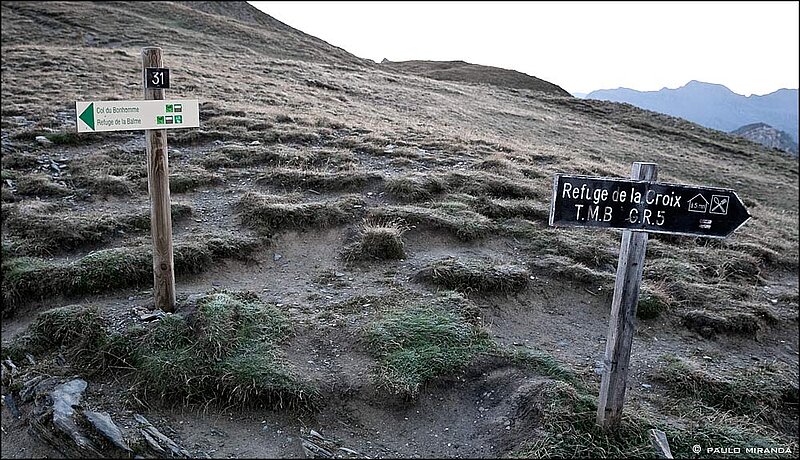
xmin=550 ymin=174 xmax=751 ymax=237
xmin=549 ymin=163 xmax=751 ymax=431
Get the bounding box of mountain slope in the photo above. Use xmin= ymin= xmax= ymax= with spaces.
xmin=381 ymin=59 xmax=571 ymax=96
xmin=587 ymin=80 xmax=799 ymax=143
xmin=1 ymin=0 xmax=370 ymax=67
xmin=731 ymin=122 xmax=799 ymax=155
xmin=1 ymin=2 xmax=798 ymax=459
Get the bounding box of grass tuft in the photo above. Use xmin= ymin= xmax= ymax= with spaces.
xmin=637 ymin=284 xmax=672 ymax=319
xmin=528 ymin=255 xmax=616 ymax=288
xmin=1 ymin=234 xmax=260 ymax=315
xmin=342 ymin=218 xmax=408 ymax=261
xmin=651 ymin=356 xmax=796 ymax=417
xmin=7 ymin=292 xmax=319 ymax=410
xmin=385 ymin=173 xmax=448 ymax=202
xmin=237 ymin=191 xmax=366 ymax=234
xmin=368 ymin=203 xmax=493 ymax=241
xmin=258 ymin=167 xmax=382 ymax=192
xmin=4 ymin=203 xmax=192 ymax=255
xmin=43 ymin=131 xmax=84 ymax=146
xmin=366 ymin=294 xmax=492 ymax=398
xmin=14 ymin=174 xmax=70 ymax=197
xmin=168 ymin=165 xmax=223 ymax=193
xmin=413 ymin=256 xmax=529 ymax=294
xmin=134 ymin=291 xmax=317 ymax=408
xmin=682 ymin=309 xmax=761 ymax=337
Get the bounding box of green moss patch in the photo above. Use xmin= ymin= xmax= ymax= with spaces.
xmin=366 ymin=293 xmax=492 ymax=398
xmin=7 ymin=292 xmax=318 ymax=409
xmin=1 ymin=234 xmax=259 ymax=315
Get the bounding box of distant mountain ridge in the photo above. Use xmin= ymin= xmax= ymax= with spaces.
xmin=587 ymin=81 xmax=798 ymax=143
xmin=380 ymin=60 xmax=571 ymax=97
xmin=731 ymin=123 xmax=798 ymax=155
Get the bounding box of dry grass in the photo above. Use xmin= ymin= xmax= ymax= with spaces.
xmin=2 ymin=234 xmax=260 ymax=316
xmin=14 ymin=174 xmax=70 ymax=197
xmin=0 ymin=3 xmax=797 ymax=456
xmin=368 ymin=202 xmax=494 ymax=241
xmin=528 ymin=255 xmax=616 ymax=288
xmin=3 ymin=202 xmax=192 ymax=255
xmin=257 ymin=167 xmax=382 ymax=192
xmin=413 ymin=256 xmax=529 ymax=294
xmin=384 ymin=170 xmax=542 ymax=203
xmin=6 ymin=292 xmax=320 ymax=409
xmin=651 ymin=356 xmax=798 ymax=433
xmin=237 ymin=191 xmax=366 ymax=234
xmin=682 ymin=309 xmax=762 ymax=337
xmin=385 ymin=173 xmax=448 ymax=202
xmin=342 ymin=218 xmax=408 ymax=261
xmin=168 ymin=165 xmax=223 ymax=193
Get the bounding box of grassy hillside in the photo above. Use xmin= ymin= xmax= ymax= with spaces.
xmin=381 ymin=59 xmax=572 ymax=96
xmin=1 ymin=2 xmax=798 ymax=458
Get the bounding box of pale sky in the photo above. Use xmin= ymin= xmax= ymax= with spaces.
xmin=249 ymin=1 xmax=799 ymax=96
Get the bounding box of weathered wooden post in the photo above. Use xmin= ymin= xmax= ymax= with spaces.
xmin=75 ymin=52 xmax=197 ymax=311
xmin=595 ymin=161 xmax=656 ymax=429
xmin=142 ymin=47 xmax=175 ymax=312
xmin=548 ymin=161 xmax=750 ymax=431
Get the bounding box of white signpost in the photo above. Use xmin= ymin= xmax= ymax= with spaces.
xmin=74 ymin=47 xmax=194 ymax=313
xmin=75 ymin=99 xmax=199 ymax=133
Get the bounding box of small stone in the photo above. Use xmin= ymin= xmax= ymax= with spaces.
xmin=641 ymin=383 xmax=652 ymax=389
xmin=35 ymin=135 xmax=52 ymax=146
xmin=249 ymin=140 xmax=261 ymax=146
xmin=3 ymin=394 xmax=21 ymax=418
xmin=273 ymin=253 xmax=282 ymax=261
xmin=139 ymin=312 xmax=165 ymax=322
xmin=83 ymin=410 xmax=132 ymax=452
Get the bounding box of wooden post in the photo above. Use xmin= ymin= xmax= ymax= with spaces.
xmin=142 ymin=47 xmax=176 ymax=312
xmin=596 ymin=162 xmax=657 ymax=429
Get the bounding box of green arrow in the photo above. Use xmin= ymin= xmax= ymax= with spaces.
xmin=79 ymin=103 xmax=95 ymax=130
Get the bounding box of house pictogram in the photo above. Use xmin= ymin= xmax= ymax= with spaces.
xmin=688 ymin=193 xmax=709 ymax=213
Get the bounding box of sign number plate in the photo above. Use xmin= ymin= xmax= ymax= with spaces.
xmin=145 ymin=68 xmax=170 ymax=89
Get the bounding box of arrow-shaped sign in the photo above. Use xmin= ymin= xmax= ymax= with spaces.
xmin=78 ymin=102 xmax=94 ymax=130
xmin=549 ymin=174 xmax=751 ymax=238
xmin=74 ymin=100 xmax=198 ymax=133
